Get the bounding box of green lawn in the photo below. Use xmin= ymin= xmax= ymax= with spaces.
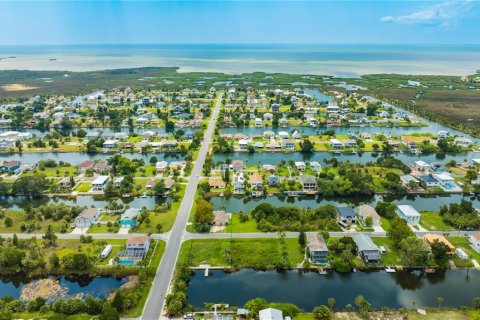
xmin=420 ymin=211 xmax=454 ymax=231
xmin=225 ymin=214 xmax=259 ymax=233
xmin=87 ymin=223 xmax=120 ymax=234
xmin=448 ymin=236 xmax=480 ymax=262
xmin=371 ymin=237 xmax=402 ymax=266
xmin=380 ymin=217 xmax=391 ymax=231
xmin=178 ymin=238 xmax=304 ymax=269
xmin=100 ymin=213 xmax=120 ymax=222
xmin=0 ymin=210 xmax=69 ymax=233
xmin=75 ymin=182 xmax=91 ymax=192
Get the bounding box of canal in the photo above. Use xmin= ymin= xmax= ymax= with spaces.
xmin=187 ymin=269 xmax=480 ymax=310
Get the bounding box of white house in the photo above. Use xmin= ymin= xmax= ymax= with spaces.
xmin=102 ymin=139 xmax=117 ymax=149
xmin=74 ymin=207 xmax=100 ymax=228
xmin=469 ymin=234 xmax=480 ymax=253
xmin=396 ymin=205 xmax=421 ymax=225
xmin=125 ymin=235 xmax=151 ymax=259
xmin=91 ymin=175 xmax=110 ymax=191
xmin=254 ymin=118 xmax=263 ymax=127
xmin=454 ymin=137 xmax=473 ymax=147
xmin=437 ymin=131 xmax=449 ymax=139
xmin=329 ymin=139 xmax=343 ymax=149
xmin=295 ymin=161 xmax=306 ymax=171
xmin=233 ymin=175 xmax=245 ymax=192
xmin=259 ymin=308 xmax=283 ymax=320
xmin=413 ymin=160 xmax=431 ymax=172
xmin=278 ymin=131 xmax=289 ymax=139
xmin=113 ymin=177 xmax=124 ymax=188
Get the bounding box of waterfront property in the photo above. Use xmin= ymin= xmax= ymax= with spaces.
xmin=307 ymin=234 xmax=329 ymax=264
xmin=395 ymin=205 xmax=421 ymax=225
xmin=74 ymin=207 xmax=100 ymax=228
xmin=337 ymin=207 xmax=356 ymax=227
xmin=91 ymin=175 xmax=110 ymax=191
xmin=117 ymin=235 xmax=151 ymax=263
xmin=259 ymin=308 xmax=283 ymax=320
xmin=424 ymin=234 xmax=455 ymax=255
xmin=353 ymin=234 xmax=382 ymax=263
xmin=356 ymin=204 xmax=381 ymax=227
xmin=120 ymin=208 xmax=141 ymax=228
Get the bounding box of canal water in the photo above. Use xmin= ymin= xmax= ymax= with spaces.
xmin=187 ymin=269 xmax=480 ymax=310
xmin=210 ymin=194 xmax=480 ymax=213
xmin=0 ymin=275 xmax=127 ymax=301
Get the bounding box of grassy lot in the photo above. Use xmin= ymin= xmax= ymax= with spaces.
xmin=420 ymin=211 xmax=454 ymax=231
xmin=100 ymin=213 xmax=120 ymax=222
xmin=225 ymin=214 xmax=259 ymax=233
xmin=380 ymin=217 xmax=391 ymax=231
xmin=294 ymin=309 xmax=480 ymax=320
xmin=87 ymin=223 xmax=120 ymax=234
xmin=0 ymin=210 xmax=69 ymax=233
xmin=178 ymin=238 xmax=304 ymax=269
xmin=75 ymin=182 xmax=91 ymax=192
xmin=371 ymin=237 xmax=402 ymax=266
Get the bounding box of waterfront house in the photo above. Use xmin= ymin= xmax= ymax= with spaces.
xmin=249 ymin=172 xmax=263 ymax=190
xmin=437 ymin=131 xmax=449 ymax=139
xmin=78 ymin=160 xmax=94 ymax=173
xmin=263 ymin=113 xmax=273 ymax=121
xmin=232 ymin=160 xmax=244 ymax=172
xmin=294 ymin=161 xmax=306 ymax=171
xmin=146 ymin=178 xmax=156 ymax=190
xmin=299 ymin=174 xmax=317 ymax=192
xmin=91 ymin=175 xmax=110 ymax=191
xmin=454 ymin=137 xmax=473 ymax=148
xmin=271 ymin=103 xmax=280 ymax=112
xmin=353 ymin=234 xmax=382 ymax=263
xmin=263 ymin=131 xmax=275 ymax=139
xmin=356 ymin=204 xmax=380 ymax=227
xmin=404 ymin=139 xmax=417 ymax=151
xmin=74 ymin=207 xmax=100 ymax=228
xmin=58 ymin=176 xmax=71 ymax=189
xmin=208 ymin=179 xmax=226 ymax=189
xmin=337 ymin=207 xmax=356 ymax=226
xmin=413 ymin=160 xmax=431 ymax=172
xmin=396 ymin=205 xmax=421 ymax=225
xmin=125 ymin=235 xmax=150 ymax=259
xmin=156 ymin=161 xmax=168 ymax=174
xmin=93 ymin=159 xmax=110 ymax=173
xmin=307 ymin=118 xmax=319 ymax=127
xmin=400 ymin=175 xmax=418 ymax=186
xmin=329 ymin=139 xmax=343 ymax=149
xmin=120 ymin=208 xmax=141 ymax=228
xmin=259 ymin=308 xmax=283 ymax=320
xmin=278 ymin=131 xmax=289 ymax=139
xmin=281 ymin=139 xmax=294 ymax=150
xmin=266 ymin=139 xmax=281 ymax=150
xmin=268 ymin=175 xmax=279 ymax=186
xmin=307 ymin=234 xmax=329 ymax=264
xmin=423 ymin=234 xmax=455 ymax=255
xmin=255 ymin=118 xmax=263 ymax=127
xmin=102 ymin=139 xmax=117 ymax=149
xmin=310 ymin=161 xmax=322 ymax=173
xmin=213 ymin=210 xmax=231 ymax=226
xmin=418 ymin=175 xmax=440 ymax=188
xmin=468 ymin=234 xmax=480 ymax=253
xmin=433 ymin=173 xmax=460 ymax=192
xmin=142 ymin=130 xmax=156 ymax=139
xmin=238 ymin=139 xmax=249 ymax=150
xmin=113 ymin=177 xmax=124 ymax=188
xmin=233 ymin=175 xmax=245 ymax=192
xmin=2 ymin=160 xmax=21 ymax=173
xmin=279 ymin=118 xmax=288 ymax=127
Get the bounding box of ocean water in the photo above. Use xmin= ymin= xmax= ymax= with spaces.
xmin=0 ymin=44 xmax=479 ymax=76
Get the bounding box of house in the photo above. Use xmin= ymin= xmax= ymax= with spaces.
xmin=310 ymin=161 xmax=322 ymax=172
xmin=294 ymin=161 xmax=306 ymax=171
xmin=156 ymin=161 xmax=168 ymax=174
xmin=437 ymin=131 xmax=449 ymax=139
xmin=238 ymin=139 xmax=249 ymax=150
xmin=254 ymin=118 xmax=263 ymax=127
xmin=93 ymin=160 xmax=110 ymax=173
xmin=142 ymin=130 xmax=156 ymax=139
xmin=329 ymin=139 xmax=343 ymax=149
xmin=2 ymin=160 xmax=21 ymax=173
xmin=146 ymin=178 xmax=156 ymax=190
xmin=468 ymin=234 xmax=480 ymax=253
xmin=281 ymin=139 xmax=294 ymax=150
xmin=208 ymin=179 xmax=226 ymax=189
xmin=249 ymin=172 xmax=263 ymax=190
xmin=404 ymin=139 xmax=417 ymax=151
xmin=419 ymin=175 xmax=440 ymax=188
xmin=299 ymin=174 xmax=317 ymax=192
xmin=86 ymin=131 xmax=100 ymax=141
xmin=413 ymin=160 xmax=431 ymax=172
xmin=356 ymin=204 xmax=380 ymax=226
xmin=271 ymin=103 xmax=280 ymax=112
xmin=233 ymin=175 xmax=245 ymax=192
xmin=213 ymin=210 xmax=231 ymax=226
xmin=259 ymin=308 xmax=283 ymax=320
xmin=354 ymin=234 xmax=382 ymax=263
xmin=396 ymin=205 xmax=421 ymax=225
xmin=91 ymin=175 xmax=110 ymax=191
xmin=337 ymin=207 xmax=356 ymax=226
xmin=278 ymin=131 xmax=289 ymax=139
xmin=125 ymin=235 xmax=151 ymax=258
xmin=120 ymin=208 xmax=141 ymax=228
xmin=78 ymin=160 xmax=94 ymax=173
xmin=268 ymin=175 xmax=279 ymax=186
xmin=454 ymin=137 xmax=472 ymax=147
xmin=74 ymin=207 xmax=100 ymax=228
xmin=279 ymin=118 xmax=288 ymax=127
xmin=263 ymin=131 xmax=275 ymax=139
xmin=307 ymin=118 xmax=318 ymax=127
xmin=263 ymin=113 xmax=273 ymax=121
xmin=232 ymin=160 xmax=244 ymax=172
xmin=58 ymin=176 xmax=71 ymax=189
xmin=307 ymin=234 xmax=329 ymax=264
xmin=102 ymin=139 xmax=117 ymax=149
xmin=401 ymin=174 xmax=418 ymax=186
xmin=424 ymin=234 xmax=455 ymax=255
xmin=433 ymin=173 xmax=460 ymax=191
xmin=113 ymin=177 xmax=124 ymax=188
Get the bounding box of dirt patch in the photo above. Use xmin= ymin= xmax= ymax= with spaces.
xmin=1 ymin=83 xmax=38 ymax=91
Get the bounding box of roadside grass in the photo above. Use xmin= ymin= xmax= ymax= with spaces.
xmin=87 ymin=223 xmax=119 ymax=234
xmin=420 ymin=211 xmax=454 ymax=231
xmin=178 ymin=238 xmax=304 ymax=269
xmin=225 ymin=214 xmax=259 ymax=233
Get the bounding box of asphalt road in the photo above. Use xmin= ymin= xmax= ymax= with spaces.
xmin=141 ymin=92 xmax=223 ymax=320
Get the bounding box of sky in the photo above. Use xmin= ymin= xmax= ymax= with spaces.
xmin=0 ymin=0 xmax=479 ymax=45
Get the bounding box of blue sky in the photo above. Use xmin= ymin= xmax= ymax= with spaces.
xmin=0 ymin=0 xmax=479 ymax=45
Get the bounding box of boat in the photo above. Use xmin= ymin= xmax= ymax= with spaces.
xmin=141 ymin=194 xmax=147 ymax=198
xmin=424 ymin=268 xmax=436 ymax=274
xmin=385 ymin=266 xmax=396 ymax=273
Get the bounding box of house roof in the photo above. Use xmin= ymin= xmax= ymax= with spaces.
xmin=299 ymin=174 xmax=316 ymax=185
xmin=213 ymin=211 xmax=230 ymax=225
xmin=77 ymin=207 xmax=98 ymax=220
xmin=354 ymin=234 xmax=380 ymax=252
xmin=424 ymin=234 xmax=455 ymax=251
xmin=232 ymin=160 xmax=244 ymax=167
xmin=338 ymin=207 xmax=356 ymax=218
xmin=419 ymin=175 xmax=438 ymax=183
xmin=126 ymin=235 xmax=150 ymax=245
xmin=92 ymin=175 xmax=109 ymax=185
xmin=357 ymin=204 xmax=380 ymax=220
xmin=249 ymin=173 xmax=262 ymax=183
xmin=397 ymin=205 xmax=421 ymax=217
xmin=307 ymin=235 xmax=328 ymax=252
xmin=208 ymin=179 xmax=226 ymax=187
xmin=259 ymin=308 xmax=283 ymax=320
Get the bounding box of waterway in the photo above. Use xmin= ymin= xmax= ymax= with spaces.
xmin=0 ymin=275 xmax=127 ymax=301
xmin=187 ymin=269 xmax=480 ymax=311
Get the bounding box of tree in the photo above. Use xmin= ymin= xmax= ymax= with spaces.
xmin=44 ymin=225 xmax=57 ymax=246
xmin=327 ymin=297 xmax=335 ymax=310
xmin=364 ymin=217 xmax=373 ymax=228
xmin=430 ymin=240 xmax=450 ymax=264
xmin=387 ymin=218 xmax=414 ymax=249
xmin=4 ymin=217 xmax=13 ymax=228
xmin=300 ymin=139 xmax=314 ymax=153
xmin=149 ymin=156 xmax=158 ymax=165
xmin=298 ymin=230 xmax=307 ymax=249
xmin=354 ymin=295 xmax=371 ymax=315
xmin=224 ymin=167 xmax=230 ymax=183
xmin=472 ymin=297 xmax=480 ymax=309
xmin=399 ymin=236 xmax=432 ymax=267
xmin=62 ymin=252 xmax=94 ymax=270
xmin=154 ymin=180 xmax=166 ymax=196
xmin=12 ymin=233 xmax=19 ymax=246
xmin=111 ymin=292 xmax=124 ymax=312
xmin=99 ymin=303 xmax=120 ymax=320
xmin=193 ymin=199 xmax=213 ymax=231
xmin=244 ymin=298 xmax=268 ymax=317
xmin=313 ymin=305 xmax=332 ymax=320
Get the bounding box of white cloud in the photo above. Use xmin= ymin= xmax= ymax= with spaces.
xmin=380 ymin=0 xmax=475 ymax=27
